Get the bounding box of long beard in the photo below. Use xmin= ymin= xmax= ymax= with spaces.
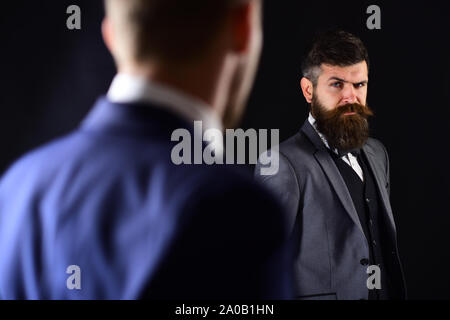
xmin=311 ymin=95 xmax=374 ymax=153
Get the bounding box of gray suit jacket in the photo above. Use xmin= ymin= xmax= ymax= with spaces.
xmin=255 ymin=120 xmax=406 ymax=300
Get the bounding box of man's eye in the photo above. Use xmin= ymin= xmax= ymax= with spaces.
xmin=355 ymin=83 xmax=366 ymax=88
xmin=331 ymin=82 xmax=342 ymax=88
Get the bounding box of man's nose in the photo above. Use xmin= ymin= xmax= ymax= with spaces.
xmin=341 ymin=85 xmax=357 ymax=104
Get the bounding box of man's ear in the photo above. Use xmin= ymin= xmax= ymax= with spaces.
xmin=300 ymin=77 xmax=314 ymax=103
xmin=101 ymin=18 xmax=114 ymax=54
xmin=230 ymin=2 xmax=253 ymax=54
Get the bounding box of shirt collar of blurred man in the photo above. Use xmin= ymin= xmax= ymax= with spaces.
xmin=107 ymin=73 xmax=224 ymax=155
xmin=108 ymin=73 xmax=223 ymax=133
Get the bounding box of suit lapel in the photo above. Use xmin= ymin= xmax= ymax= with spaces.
xmin=362 ymin=145 xmax=397 ymax=234
xmin=314 ymin=149 xmax=365 ymax=235
xmin=301 ymin=121 xmax=364 ymax=235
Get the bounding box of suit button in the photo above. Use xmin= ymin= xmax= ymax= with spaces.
xmin=365 ymin=198 xmax=371 ymax=203
xmin=360 ymin=258 xmax=369 ymax=266
xmin=369 ymin=219 xmax=373 ymax=226
xmin=372 ymin=240 xmax=377 ymax=246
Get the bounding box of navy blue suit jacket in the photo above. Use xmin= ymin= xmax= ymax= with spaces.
xmin=0 ymin=98 xmax=293 ymax=299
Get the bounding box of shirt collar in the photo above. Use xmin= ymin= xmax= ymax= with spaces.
xmin=107 ymin=73 xmax=223 ymax=133
xmin=308 ymin=112 xmax=333 ymax=150
xmin=107 ymin=73 xmax=224 ymax=156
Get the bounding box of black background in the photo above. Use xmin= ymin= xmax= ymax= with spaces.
xmin=1 ymin=1 xmax=449 ymax=299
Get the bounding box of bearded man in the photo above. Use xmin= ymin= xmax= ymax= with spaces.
xmin=255 ymin=30 xmax=407 ymax=300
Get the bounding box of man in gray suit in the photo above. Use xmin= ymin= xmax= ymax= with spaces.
xmin=256 ymin=30 xmax=406 ymax=300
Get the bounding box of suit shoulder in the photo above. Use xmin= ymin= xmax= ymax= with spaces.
xmin=258 ymin=130 xmax=315 ymax=176
xmin=0 ymin=133 xmax=79 ymax=188
xmin=256 ymin=129 xmax=315 ymax=182
xmin=279 ymin=130 xmax=315 ymax=157
xmin=366 ymin=137 xmax=388 ymax=154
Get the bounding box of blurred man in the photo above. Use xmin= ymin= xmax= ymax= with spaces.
xmin=256 ymin=30 xmax=406 ymax=300
xmin=0 ymin=0 xmax=293 ymax=299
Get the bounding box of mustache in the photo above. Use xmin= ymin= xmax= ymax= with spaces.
xmin=320 ymin=103 xmax=374 ymax=120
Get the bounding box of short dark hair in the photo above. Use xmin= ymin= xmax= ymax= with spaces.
xmin=302 ymin=30 xmax=369 ymax=85
xmin=105 ymin=0 xmax=250 ymax=64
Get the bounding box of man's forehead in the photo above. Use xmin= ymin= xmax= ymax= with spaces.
xmin=319 ymin=61 xmax=368 ymax=81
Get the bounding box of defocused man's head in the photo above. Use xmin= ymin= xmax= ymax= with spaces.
xmin=300 ymin=30 xmax=373 ymax=152
xmin=102 ymin=0 xmax=263 ymax=128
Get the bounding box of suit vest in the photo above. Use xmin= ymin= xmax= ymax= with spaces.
xmin=330 ymin=150 xmax=396 ymax=300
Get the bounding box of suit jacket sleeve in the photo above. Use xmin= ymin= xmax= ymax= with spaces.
xmin=255 ymin=150 xmax=301 ymax=234
xmin=383 ymin=143 xmax=391 ymax=196
xmin=371 ymin=138 xmax=391 ymax=197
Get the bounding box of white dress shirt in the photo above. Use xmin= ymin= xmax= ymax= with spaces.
xmin=308 ymin=113 xmax=364 ymax=181
xmin=107 ymin=73 xmax=224 ymax=155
